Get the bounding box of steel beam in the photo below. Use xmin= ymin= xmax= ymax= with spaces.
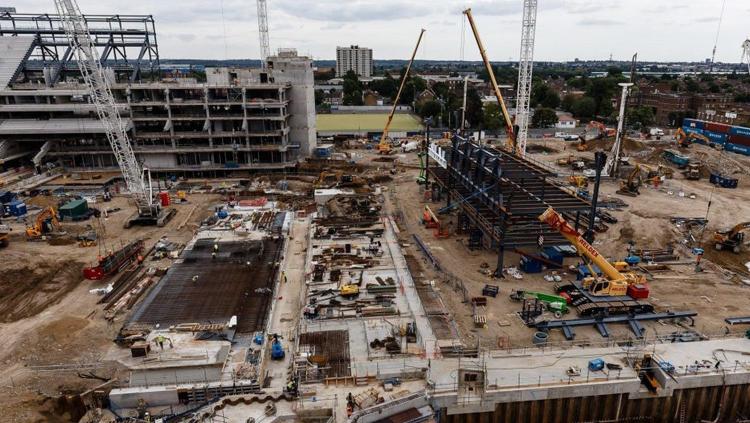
xmin=536 ymin=311 xmax=697 ymax=340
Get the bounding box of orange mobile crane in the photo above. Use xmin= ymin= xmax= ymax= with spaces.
xmin=379 ymin=29 xmax=425 ymax=155
xmin=463 ymin=8 xmax=517 ymax=154
xmin=538 ymin=207 xmax=653 ymax=316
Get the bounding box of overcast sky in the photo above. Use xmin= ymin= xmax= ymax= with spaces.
xmin=15 ymin=0 xmax=750 ymax=63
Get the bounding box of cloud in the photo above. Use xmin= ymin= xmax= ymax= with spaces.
xmin=273 ymin=0 xmax=431 ymax=22
xmin=578 ymin=18 xmax=624 ymax=26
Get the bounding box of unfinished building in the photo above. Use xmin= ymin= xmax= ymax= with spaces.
xmin=0 ymin=12 xmax=316 ymax=175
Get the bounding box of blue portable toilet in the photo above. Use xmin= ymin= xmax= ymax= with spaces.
xmin=520 ymin=256 xmax=543 ymax=273
xmin=8 ymin=200 xmax=27 ymax=216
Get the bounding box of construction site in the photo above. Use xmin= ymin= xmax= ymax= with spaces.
xmin=1 ymin=2 xmax=750 ymax=423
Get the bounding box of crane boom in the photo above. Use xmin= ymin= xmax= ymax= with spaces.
xmin=380 ymin=29 xmax=425 ymax=154
xmin=514 ymin=0 xmax=538 ymax=157
xmin=463 ymin=8 xmax=516 ymax=153
xmin=55 ymin=0 xmax=158 ymax=220
xmin=538 ymin=207 xmax=626 ymax=283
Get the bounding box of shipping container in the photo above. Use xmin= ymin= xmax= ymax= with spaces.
xmin=704 ymin=130 xmax=727 ymax=144
xmin=729 ymin=125 xmax=750 ymax=138
xmin=682 ymin=118 xmax=704 ymax=130
xmin=728 ymin=134 xmax=750 ymax=147
xmin=682 ymin=126 xmax=704 ymax=137
xmin=7 ymin=200 xmax=26 ymax=216
xmin=725 ymin=142 xmax=750 ymax=156
xmin=705 ymin=121 xmax=730 ymax=134
xmin=59 ymin=198 xmax=88 ymax=219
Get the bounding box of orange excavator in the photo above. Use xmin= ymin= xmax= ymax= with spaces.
xmin=26 ymin=207 xmax=63 ymax=240
xmin=674 ymin=127 xmax=710 ymax=148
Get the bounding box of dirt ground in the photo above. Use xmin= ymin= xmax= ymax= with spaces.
xmin=0 ymin=193 xmax=219 ymax=422
xmin=372 ymin=139 xmax=750 ymax=350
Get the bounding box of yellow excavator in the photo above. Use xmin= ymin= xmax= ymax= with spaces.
xmin=379 ymin=29 xmax=425 ymax=155
xmin=713 ymin=222 xmax=750 ymax=253
xmin=568 ymin=175 xmax=588 ymax=188
xmin=26 ymin=206 xmax=63 ymax=240
xmin=539 ymin=207 xmax=646 ymax=297
xmin=616 ymin=165 xmax=643 ymax=196
xmin=675 ymin=127 xmax=710 ymax=148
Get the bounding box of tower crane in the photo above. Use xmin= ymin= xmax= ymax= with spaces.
xmin=463 ymin=9 xmax=517 ymax=154
xmin=257 ymin=0 xmax=271 ymax=68
xmin=54 ymin=0 xmax=173 ymax=228
xmin=514 ymin=0 xmax=538 ymax=157
xmin=379 ymin=29 xmax=425 ymax=155
xmin=742 ymin=39 xmax=750 ymax=75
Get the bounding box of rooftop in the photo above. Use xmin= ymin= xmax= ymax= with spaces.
xmin=316 ymin=113 xmax=422 ymax=133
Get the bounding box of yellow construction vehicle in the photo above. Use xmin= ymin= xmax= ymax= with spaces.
xmin=675 ymin=127 xmax=710 ymax=148
xmin=340 ymin=284 xmax=360 ymax=298
xmin=379 ymin=29 xmax=425 ymax=155
xmin=568 ymin=175 xmax=588 ymax=188
xmin=26 ymin=206 xmax=63 ymax=240
xmin=617 ymin=164 xmax=643 ymax=196
xmin=539 ymin=207 xmax=646 ymax=297
xmin=713 ymin=222 xmax=750 ymax=253
xmin=463 ymin=8 xmax=517 ymax=154
xmin=0 ymin=223 xmax=10 ymax=248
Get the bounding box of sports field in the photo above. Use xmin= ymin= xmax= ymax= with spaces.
xmin=316 ymin=113 xmax=422 ymax=132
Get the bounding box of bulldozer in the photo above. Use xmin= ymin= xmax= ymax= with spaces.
xmin=713 ymin=222 xmax=750 ymax=253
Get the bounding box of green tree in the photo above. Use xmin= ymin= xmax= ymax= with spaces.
xmin=483 ymin=103 xmax=502 ymax=130
xmin=571 ymin=96 xmax=596 ymax=118
xmin=607 ymin=66 xmax=623 ymax=77
xmin=368 ymin=72 xmax=397 ymax=99
xmin=586 ymin=78 xmax=616 ymax=116
xmin=627 ymin=106 xmax=654 ymax=128
xmin=419 ymin=100 xmax=442 ymax=120
xmin=532 ymin=107 xmax=558 ymax=127
xmin=684 ymin=77 xmax=701 ymax=93
xmin=342 ymin=71 xmax=363 ymax=105
xmin=314 ymin=89 xmax=325 ymax=106
xmin=561 ymin=94 xmax=576 ymax=112
xmin=734 ymin=93 xmax=750 ymax=103
xmin=567 ymin=76 xmax=589 ymax=90
xmin=465 ymin=88 xmax=484 ymax=128
xmin=670 ymin=81 xmax=680 ymax=91
xmin=541 ymin=91 xmax=561 ymax=109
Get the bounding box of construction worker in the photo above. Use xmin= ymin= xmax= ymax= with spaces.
xmin=281 ymin=270 xmax=287 ymax=283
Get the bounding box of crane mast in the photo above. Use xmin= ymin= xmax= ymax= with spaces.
xmin=257 ymin=0 xmax=271 ymax=68
xmin=379 ymin=29 xmax=425 ymax=154
xmin=743 ymin=39 xmax=750 ymax=75
xmin=54 ymin=0 xmax=163 ymax=224
xmin=514 ymin=0 xmax=538 ymax=157
xmin=463 ymin=9 xmax=516 ymax=153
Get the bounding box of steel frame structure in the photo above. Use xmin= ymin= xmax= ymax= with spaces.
xmin=0 ymin=11 xmax=158 ymax=84
xmin=428 ymin=136 xmax=590 ymax=276
xmin=514 ymin=0 xmax=537 ymax=157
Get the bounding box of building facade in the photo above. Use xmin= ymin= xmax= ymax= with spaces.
xmin=0 ymin=13 xmax=315 ymax=175
xmin=335 ymin=45 xmax=373 ymax=78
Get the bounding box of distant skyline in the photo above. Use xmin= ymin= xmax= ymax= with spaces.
xmin=14 ymin=0 xmax=750 ymax=64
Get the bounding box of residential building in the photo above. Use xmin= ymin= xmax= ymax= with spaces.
xmin=335 ymin=45 xmax=373 ymax=78
xmin=555 ymin=112 xmax=577 ymax=129
xmin=0 ymin=13 xmax=316 ymax=175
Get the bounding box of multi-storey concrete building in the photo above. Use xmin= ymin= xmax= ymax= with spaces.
xmin=335 ymin=45 xmax=373 ymax=78
xmin=0 ymin=13 xmax=315 ymax=175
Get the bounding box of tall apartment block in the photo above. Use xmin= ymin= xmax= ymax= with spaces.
xmin=0 ymin=13 xmax=316 ymax=176
xmin=335 ymin=45 xmax=373 ymax=78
